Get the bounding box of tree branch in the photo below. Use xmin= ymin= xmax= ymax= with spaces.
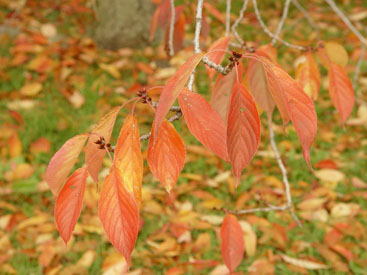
xmin=187 ymin=0 xmax=204 ymax=91
xmin=271 ymin=0 xmax=291 ymax=45
xmin=230 ymin=115 xmax=302 ymax=227
xmin=353 ymin=44 xmax=366 ymax=90
xmin=291 ymin=0 xmax=318 ymax=32
xmin=252 ymin=0 xmax=307 ymax=51
xmin=225 ymin=0 xmax=231 ymax=36
xmin=168 ymin=0 xmax=176 ymax=56
xmin=139 ymin=111 xmax=182 ymax=141
xmin=202 ymin=56 xmax=232 ymax=75
xmin=324 ymin=0 xmax=367 ymax=46
xmin=231 ymin=0 xmax=250 ymax=45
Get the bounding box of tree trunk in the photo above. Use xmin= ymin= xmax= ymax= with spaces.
xmin=93 ymin=0 xmax=154 ymax=50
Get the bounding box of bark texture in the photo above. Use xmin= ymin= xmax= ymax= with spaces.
xmin=94 ymin=0 xmax=154 ymax=50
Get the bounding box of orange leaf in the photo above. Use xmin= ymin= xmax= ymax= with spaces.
xmin=328 ymin=62 xmax=354 ymax=124
xmin=46 ymin=134 xmax=88 ymax=195
xmin=205 ymin=36 xmax=231 ymax=81
xmin=295 ymin=52 xmax=320 ymax=100
xmin=227 ymin=82 xmax=261 ymax=185
xmin=247 ymin=59 xmax=275 ymax=115
xmin=55 ymin=166 xmax=88 ymax=245
xmin=147 ymin=120 xmax=186 ymax=193
xmin=157 ymin=0 xmax=171 ymax=27
xmin=153 ymin=53 xmax=204 ymax=136
xmin=178 ymin=88 xmax=229 ymax=161
xmin=98 ymin=166 xmax=139 ymax=265
xmin=114 ymin=115 xmax=143 ymax=204
xmin=211 ymin=63 xmax=243 ymax=121
xmin=220 ymin=214 xmax=245 ymax=273
xmin=257 ymin=44 xmax=277 ymax=62
xmin=203 ymin=2 xmax=225 ymax=23
xmin=85 ymin=106 xmax=121 ymax=182
xmin=168 ymin=12 xmax=186 ymax=53
xmin=254 ymin=52 xmax=289 ymax=125
xmin=8 ymin=133 xmax=22 ymax=158
xmin=264 ymin=59 xmax=317 ymax=170
xmin=149 ymin=6 xmax=160 ymax=41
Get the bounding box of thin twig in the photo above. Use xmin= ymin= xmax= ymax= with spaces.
xmin=151 ymin=101 xmax=181 ymax=112
xmin=139 ymin=112 xmax=182 ymax=141
xmin=291 ymin=0 xmax=318 ymax=31
xmin=252 ymin=0 xmax=307 ymax=51
xmin=271 ymin=0 xmax=291 ymax=45
xmin=324 ymin=0 xmax=367 ymax=46
xmin=231 ymin=0 xmax=250 ymax=45
xmin=225 ymin=0 xmax=231 ymax=36
xmin=231 ymin=115 xmax=302 ymax=227
xmin=353 ymin=44 xmax=366 ymax=90
xmin=202 ymin=56 xmax=231 ymax=75
xmin=267 ymin=115 xmax=301 ymax=227
xmin=168 ymin=0 xmax=176 ymax=56
xmin=138 ymin=102 xmax=182 ymax=141
xmin=187 ymin=0 xmax=204 ymax=91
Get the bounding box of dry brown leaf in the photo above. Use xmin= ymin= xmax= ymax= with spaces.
xmin=248 ymin=258 xmax=274 ymax=275
xmin=297 ymin=197 xmax=328 ymax=211
xmin=99 ymin=63 xmax=121 ymax=78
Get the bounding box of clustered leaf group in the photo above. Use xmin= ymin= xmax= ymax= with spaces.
xmin=46 ymin=36 xmax=354 ymax=269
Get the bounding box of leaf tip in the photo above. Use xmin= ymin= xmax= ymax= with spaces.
xmin=235 ymin=177 xmax=240 ymax=188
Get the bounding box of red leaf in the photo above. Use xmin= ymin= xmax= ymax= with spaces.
xmin=178 ymin=88 xmax=229 ymax=161
xmin=55 ymin=166 xmax=88 ymax=245
xmin=85 ymin=106 xmax=121 ymax=182
xmin=46 ymin=134 xmax=88 ymax=195
xmin=157 ymin=0 xmax=170 ymax=27
xmin=147 ymin=120 xmax=186 ymax=193
xmin=220 ymin=214 xmax=245 ymax=273
xmin=295 ymin=52 xmax=321 ymax=100
xmin=114 ymin=115 xmax=143 ymax=204
xmin=203 ymin=2 xmax=225 ymax=23
xmin=165 ymin=12 xmax=186 ymax=53
xmin=328 ymin=62 xmax=354 ymax=124
xmin=98 ymin=166 xmax=139 ymax=265
xmin=247 ymin=59 xmax=275 ymax=115
xmin=210 ymin=63 xmax=243 ymax=121
xmin=227 ymin=82 xmax=261 ymax=185
xmin=205 ymin=36 xmax=231 ymax=81
xmin=263 ymin=58 xmax=317 ymax=170
xmin=149 ymin=6 xmax=160 ymax=41
xmin=153 ymin=53 xmax=204 ymax=136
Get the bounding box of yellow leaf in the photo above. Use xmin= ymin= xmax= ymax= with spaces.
xmin=20 ymin=82 xmax=43 ymax=96
xmin=8 ymin=133 xmax=22 ymax=158
xmin=280 ymin=254 xmax=329 ymax=270
xmin=99 ymin=63 xmax=121 ymax=78
xmin=297 ymin=197 xmax=328 ymax=211
xmin=325 ymin=42 xmax=348 ymax=67
xmin=239 ymin=221 xmax=257 ymax=257
xmin=315 ymin=169 xmax=345 ymax=183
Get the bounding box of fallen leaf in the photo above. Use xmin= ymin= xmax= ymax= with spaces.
xmin=315 ymin=169 xmax=345 ymax=183
xmin=280 ymin=254 xmax=328 ymax=270
xmin=68 ymin=90 xmax=85 ymax=109
xmin=20 ymin=82 xmax=42 ymax=97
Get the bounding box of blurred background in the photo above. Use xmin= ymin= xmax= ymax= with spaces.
xmin=0 ymin=0 xmax=366 ymax=274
